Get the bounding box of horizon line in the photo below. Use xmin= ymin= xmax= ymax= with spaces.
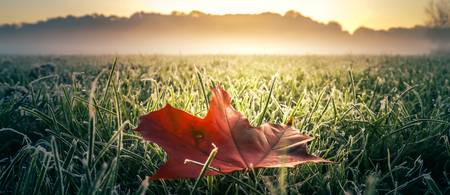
xmin=0 ymin=9 xmax=425 ymax=34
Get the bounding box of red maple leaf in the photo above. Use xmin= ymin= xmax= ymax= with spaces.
xmin=136 ymin=86 xmax=327 ymax=179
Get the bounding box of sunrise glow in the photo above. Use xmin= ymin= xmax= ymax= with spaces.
xmin=1 ymin=0 xmax=428 ymax=32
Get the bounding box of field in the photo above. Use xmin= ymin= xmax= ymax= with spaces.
xmin=0 ymin=55 xmax=449 ymax=194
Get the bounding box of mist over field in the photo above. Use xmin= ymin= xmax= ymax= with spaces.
xmin=1 ymin=10 xmax=449 ymax=55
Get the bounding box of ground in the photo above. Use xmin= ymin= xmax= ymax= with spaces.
xmin=0 ymin=55 xmax=449 ymax=194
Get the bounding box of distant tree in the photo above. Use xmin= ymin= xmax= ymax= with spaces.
xmin=426 ymin=0 xmax=450 ymax=27
xmin=171 ymin=11 xmax=186 ymax=16
xmin=284 ymin=10 xmax=302 ymax=18
xmin=426 ymin=0 xmax=450 ymax=54
xmin=189 ymin=10 xmax=206 ymax=18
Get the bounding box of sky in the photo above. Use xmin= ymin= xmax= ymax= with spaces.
xmin=0 ymin=0 xmax=429 ymax=32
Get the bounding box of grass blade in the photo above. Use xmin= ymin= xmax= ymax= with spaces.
xmin=257 ymin=75 xmax=276 ymax=126
xmin=51 ymin=136 xmax=64 ymax=195
xmin=189 ymin=144 xmax=218 ymax=195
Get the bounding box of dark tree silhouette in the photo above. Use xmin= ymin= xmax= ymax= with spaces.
xmin=426 ymin=0 xmax=450 ymax=54
xmin=426 ymin=0 xmax=450 ymax=27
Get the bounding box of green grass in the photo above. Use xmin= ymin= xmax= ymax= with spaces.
xmin=0 ymin=55 xmax=449 ymax=194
